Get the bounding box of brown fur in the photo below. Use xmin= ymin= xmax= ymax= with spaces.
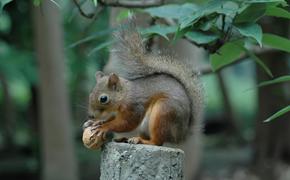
xmin=148 ymin=98 xmax=176 ymax=145
xmin=127 ymin=93 xmax=176 ymax=145
xmin=94 ymin=103 xmax=141 ymax=139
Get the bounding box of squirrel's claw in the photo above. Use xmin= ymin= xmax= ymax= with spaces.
xmin=82 ymin=118 xmax=108 ymax=130
xmin=86 ymin=120 xmax=107 ymax=131
xmin=90 ymin=125 xmax=102 ymax=131
xmin=127 ymin=137 xmax=141 ymax=144
xmin=83 ymin=119 xmax=108 ymax=140
xmin=95 ymin=119 xmax=107 ymax=126
xmin=82 ymin=120 xmax=95 ymax=130
xmin=94 ymin=127 xmax=107 ymax=140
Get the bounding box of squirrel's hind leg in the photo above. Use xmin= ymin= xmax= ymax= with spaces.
xmin=128 ymin=98 xmax=176 ymax=146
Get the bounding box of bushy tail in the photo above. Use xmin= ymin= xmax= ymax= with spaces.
xmin=113 ymin=21 xmax=204 ymax=130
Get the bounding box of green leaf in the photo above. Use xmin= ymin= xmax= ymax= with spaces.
xmin=92 ymin=0 xmax=97 ymax=7
xmin=265 ymin=6 xmax=290 ymax=19
xmin=33 ymin=0 xmax=42 ymax=6
xmin=173 ymin=26 xmax=188 ymax=42
xmin=180 ymin=1 xmax=237 ymax=29
xmin=258 ymin=75 xmax=290 ymax=87
xmin=88 ymin=40 xmax=115 ymax=56
xmin=67 ymin=28 xmax=115 ymax=49
xmin=179 ymin=13 xmax=201 ymax=29
xmin=199 ymin=17 xmax=217 ymax=31
xmin=243 ymin=47 xmax=273 ymax=77
xmin=144 ymin=3 xmax=199 ymax=20
xmin=235 ymin=23 xmax=263 ymax=46
xmin=210 ymin=41 xmax=244 ymax=71
xmin=0 ymin=0 xmax=12 ymax=12
xmin=0 ymin=12 xmax=11 ymax=33
xmin=234 ymin=4 xmax=266 ymax=23
xmin=185 ymin=31 xmax=219 ymax=44
xmin=263 ymin=33 xmax=290 ymax=53
xmin=140 ymin=25 xmax=178 ymax=40
xmin=215 ymin=1 xmax=239 ymax=16
xmin=116 ymin=10 xmax=131 ymax=22
xmin=264 ymin=105 xmax=290 ymax=122
xmin=49 ymin=0 xmax=60 ymax=8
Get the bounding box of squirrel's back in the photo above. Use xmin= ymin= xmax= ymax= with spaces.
xmin=113 ymin=20 xmax=204 ymax=134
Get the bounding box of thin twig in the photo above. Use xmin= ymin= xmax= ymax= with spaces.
xmin=197 ymin=48 xmax=277 ymax=75
xmin=97 ymin=0 xmax=165 ymax=8
xmin=162 ymin=18 xmax=278 ymax=75
xmin=217 ymin=48 xmax=276 ymax=72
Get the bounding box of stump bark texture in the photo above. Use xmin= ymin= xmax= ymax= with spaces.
xmin=100 ymin=142 xmax=184 ymax=180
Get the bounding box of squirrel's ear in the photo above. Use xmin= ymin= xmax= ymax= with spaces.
xmin=95 ymin=71 xmax=104 ymax=80
xmin=108 ymin=73 xmax=120 ymax=90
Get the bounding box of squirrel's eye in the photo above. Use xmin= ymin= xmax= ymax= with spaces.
xmin=98 ymin=94 xmax=110 ymax=104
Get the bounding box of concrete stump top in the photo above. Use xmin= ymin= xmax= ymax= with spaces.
xmin=100 ymin=142 xmax=184 ymax=180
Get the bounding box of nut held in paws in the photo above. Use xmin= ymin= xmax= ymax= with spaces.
xmin=82 ymin=126 xmax=104 ymax=149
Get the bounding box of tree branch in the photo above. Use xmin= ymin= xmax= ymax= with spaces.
xmin=73 ymin=0 xmax=96 ymax=19
xmin=98 ymin=0 xmax=165 ymax=8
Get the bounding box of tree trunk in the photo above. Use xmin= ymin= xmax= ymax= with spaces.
xmin=0 ymin=73 xmax=15 ymax=149
xmin=216 ymin=71 xmax=245 ymax=143
xmin=254 ymin=18 xmax=290 ymax=180
xmin=33 ymin=1 xmax=79 ymax=180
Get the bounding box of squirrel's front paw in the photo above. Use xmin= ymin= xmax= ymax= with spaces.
xmin=127 ymin=137 xmax=142 ymax=144
xmin=92 ymin=127 xmax=108 ymax=140
xmin=94 ymin=119 xmax=107 ymax=126
xmin=82 ymin=119 xmax=107 ymax=130
xmin=82 ymin=126 xmax=105 ymax=149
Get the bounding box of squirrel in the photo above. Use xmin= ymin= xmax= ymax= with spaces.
xmin=83 ymin=21 xmax=203 ymax=146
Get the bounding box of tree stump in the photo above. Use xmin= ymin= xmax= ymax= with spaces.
xmin=100 ymin=142 xmax=184 ymax=180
